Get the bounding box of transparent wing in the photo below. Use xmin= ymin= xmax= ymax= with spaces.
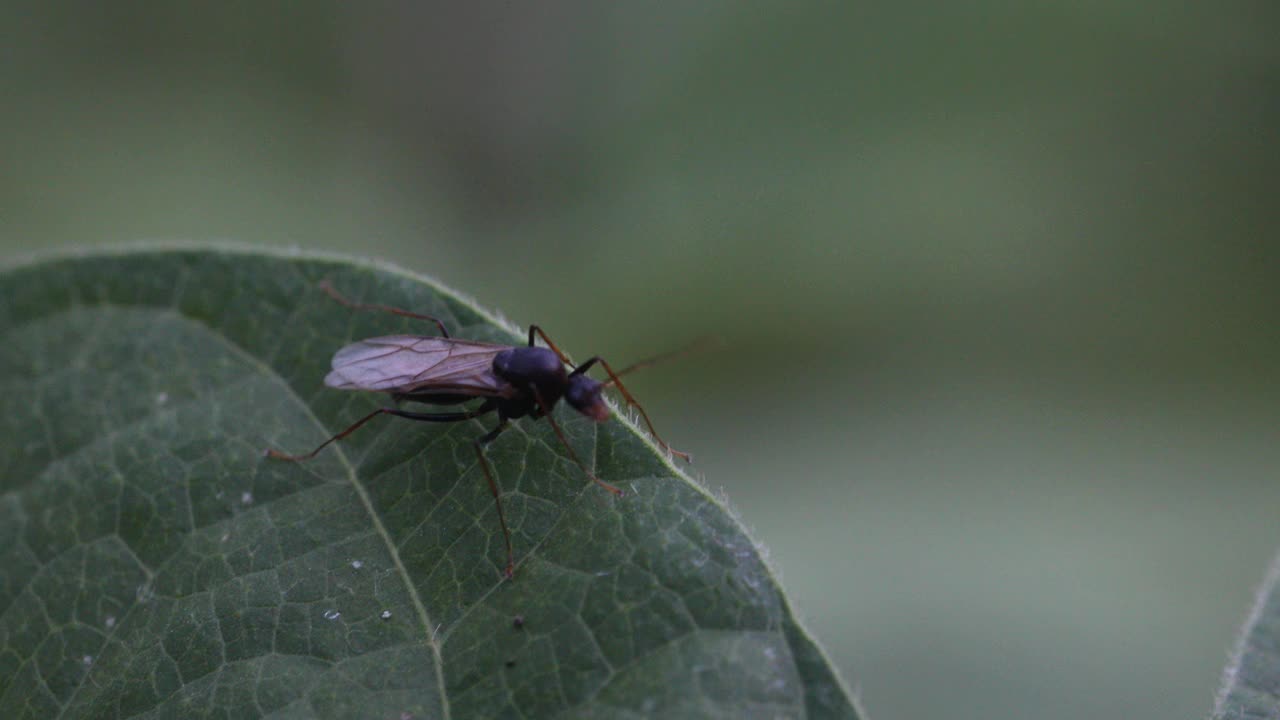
xmin=323 ymin=335 xmax=511 ymax=396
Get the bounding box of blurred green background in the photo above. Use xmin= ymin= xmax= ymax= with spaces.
xmin=3 ymin=3 xmax=1278 ymax=718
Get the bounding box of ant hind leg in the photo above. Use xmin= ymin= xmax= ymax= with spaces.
xmin=319 ymin=279 xmax=452 ymax=337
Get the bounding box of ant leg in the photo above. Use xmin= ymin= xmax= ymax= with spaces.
xmin=266 ymin=407 xmax=392 ymax=461
xmin=319 ymin=279 xmax=452 ymax=337
xmin=573 ymin=356 xmax=691 ymax=462
xmin=474 ymin=421 xmax=516 ymax=578
xmin=531 ymin=389 xmax=625 ymax=497
xmin=386 ymin=406 xmax=496 ymax=423
xmin=265 ymin=402 xmax=495 ymax=461
xmin=530 ymin=326 xmax=691 ymax=463
xmin=527 ymin=325 xmax=576 ymax=368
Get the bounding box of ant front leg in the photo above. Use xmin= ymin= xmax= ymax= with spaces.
xmin=529 ymin=388 xmax=625 ymax=498
xmin=572 ymin=357 xmax=691 ymax=462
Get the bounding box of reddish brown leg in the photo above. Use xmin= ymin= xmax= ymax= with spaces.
xmin=530 ymin=325 xmax=690 ymax=463
xmin=532 ymin=389 xmax=625 ymax=497
xmin=579 ymin=356 xmax=691 ymax=462
xmin=265 ymin=406 xmax=493 ymax=461
xmin=320 ymin=279 xmax=452 ymax=337
xmin=474 ymin=421 xmax=516 ymax=578
xmin=528 ymin=325 xmax=576 ymax=367
xmin=265 ymin=407 xmax=390 ymax=461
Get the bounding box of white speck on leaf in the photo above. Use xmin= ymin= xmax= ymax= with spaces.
xmin=351 ymin=560 xmax=363 ymax=569
xmin=323 ymin=609 xmax=341 ymax=621
xmin=240 ymin=491 xmax=253 ymax=505
xmin=82 ymin=655 xmax=93 ymax=666
xmin=104 ymin=616 xmax=116 ymax=629
xmin=380 ymin=610 xmax=392 ymax=620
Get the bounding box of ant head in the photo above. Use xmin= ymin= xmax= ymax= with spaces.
xmin=565 ymin=373 xmax=609 ymax=422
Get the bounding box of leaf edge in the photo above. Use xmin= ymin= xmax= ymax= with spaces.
xmin=0 ymin=240 xmax=866 ymax=719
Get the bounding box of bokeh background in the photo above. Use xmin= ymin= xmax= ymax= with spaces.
xmin=4 ymin=3 xmax=1278 ymax=718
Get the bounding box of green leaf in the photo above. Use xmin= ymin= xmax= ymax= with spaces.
xmin=0 ymin=246 xmax=860 ymax=719
xmin=1214 ymin=552 xmax=1280 ymax=719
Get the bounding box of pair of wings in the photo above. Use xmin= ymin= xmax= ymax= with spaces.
xmin=323 ymin=335 xmax=516 ymax=397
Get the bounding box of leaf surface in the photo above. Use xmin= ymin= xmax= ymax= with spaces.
xmin=0 ymin=247 xmax=859 ymax=719
xmin=1214 ymin=553 xmax=1280 ymax=720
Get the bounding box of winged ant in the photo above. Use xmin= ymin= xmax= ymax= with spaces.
xmin=265 ymin=281 xmax=691 ymax=578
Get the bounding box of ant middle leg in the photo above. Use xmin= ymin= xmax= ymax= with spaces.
xmin=472 ymin=420 xmax=517 ymax=578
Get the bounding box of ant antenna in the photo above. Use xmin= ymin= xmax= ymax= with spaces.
xmin=606 ymin=336 xmax=719 ymax=381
